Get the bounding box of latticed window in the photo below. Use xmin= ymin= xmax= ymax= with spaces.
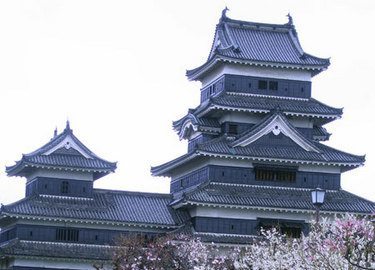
xmin=258 ymin=80 xmax=268 ymax=90
xmin=61 ymin=181 xmax=69 ymax=194
xmin=255 ymin=168 xmax=296 ymax=182
xmin=56 ymin=228 xmax=79 ymax=242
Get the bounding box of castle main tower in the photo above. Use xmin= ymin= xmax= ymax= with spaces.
xmin=152 ymin=11 xmax=373 ymax=242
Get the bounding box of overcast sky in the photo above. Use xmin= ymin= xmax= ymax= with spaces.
xmin=0 ymin=0 xmax=374 ymax=205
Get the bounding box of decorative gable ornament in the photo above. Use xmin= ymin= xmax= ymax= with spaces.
xmin=179 ymin=120 xmax=199 ymax=140
xmin=43 ymin=135 xmax=92 ymax=159
xmin=232 ymin=113 xmax=321 ymax=153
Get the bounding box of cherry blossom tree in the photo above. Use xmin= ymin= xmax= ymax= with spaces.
xmin=111 ymin=214 xmax=374 ymax=270
xmin=245 ymin=214 xmax=374 ymax=270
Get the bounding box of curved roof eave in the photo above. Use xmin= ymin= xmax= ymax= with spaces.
xmin=186 ymin=55 xmax=329 ymax=81
xmin=196 ymin=150 xmax=364 ymax=169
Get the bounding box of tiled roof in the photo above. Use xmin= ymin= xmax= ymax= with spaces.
xmin=312 ymin=126 xmax=331 ymax=141
xmin=187 ymin=13 xmax=330 ymax=80
xmin=197 ymin=135 xmax=364 ymax=165
xmin=172 ymin=114 xmax=221 ymax=139
xmin=0 ymin=239 xmax=112 ymax=261
xmin=152 ymin=111 xmax=363 ymax=176
xmin=176 ymin=183 xmax=375 ymax=214
xmin=6 ymin=122 xmax=117 ymax=179
xmin=195 ymin=93 xmax=342 ymax=120
xmin=151 ymin=152 xmax=197 ymax=176
xmin=231 ymin=111 xmax=319 ymax=152
xmin=1 ymin=189 xmax=189 ymax=228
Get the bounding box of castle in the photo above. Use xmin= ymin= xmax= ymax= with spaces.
xmin=1 ymin=10 xmax=374 ymax=270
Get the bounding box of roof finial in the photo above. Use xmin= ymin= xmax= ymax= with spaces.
xmin=220 ymin=6 xmax=229 ymax=22
xmin=65 ymin=119 xmax=72 ymax=133
xmin=287 ymin=13 xmax=294 ymax=25
xmin=54 ymin=127 xmax=58 ymax=138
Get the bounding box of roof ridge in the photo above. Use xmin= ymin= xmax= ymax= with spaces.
xmin=223 ymin=16 xmax=293 ymax=31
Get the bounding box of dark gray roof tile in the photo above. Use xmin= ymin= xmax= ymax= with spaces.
xmin=6 ymin=123 xmax=117 ymax=178
xmin=197 ymin=136 xmax=364 ymax=165
xmin=1 ymin=189 xmax=189 ymax=227
xmin=187 ymin=15 xmax=330 ymax=80
xmin=182 ymin=183 xmax=375 ymax=214
xmin=0 ymin=239 xmax=112 ymax=261
xmin=205 ymin=93 xmax=342 ymax=117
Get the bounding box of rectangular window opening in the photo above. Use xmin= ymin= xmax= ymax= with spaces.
xmin=258 ymin=80 xmax=267 ymax=90
xmin=61 ymin=181 xmax=69 ymax=194
xmin=255 ymin=168 xmax=296 ymax=182
xmin=56 ymin=228 xmax=79 ymax=242
xmin=269 ymin=81 xmax=278 ymax=91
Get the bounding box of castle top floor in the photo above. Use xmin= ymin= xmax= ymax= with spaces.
xmin=186 ymin=10 xmax=330 ymax=92
xmin=5 ymin=122 xmax=117 ymax=198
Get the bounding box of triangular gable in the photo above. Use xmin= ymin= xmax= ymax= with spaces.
xmin=42 ymin=133 xmax=92 ymax=159
xmin=174 ymin=114 xmax=199 ymax=140
xmin=232 ymin=113 xmax=321 ymax=153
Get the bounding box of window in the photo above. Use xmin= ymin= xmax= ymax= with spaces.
xmin=258 ymin=80 xmax=267 ymax=90
xmin=258 ymin=220 xmax=303 ymax=238
xmin=255 ymin=168 xmax=296 ymax=182
xmin=61 ymin=181 xmax=69 ymax=194
xmin=281 ymin=227 xmax=302 ymax=238
xmin=228 ymin=124 xmax=238 ymax=135
xmin=56 ymin=228 xmax=79 ymax=242
xmin=269 ymin=81 xmax=278 ymax=90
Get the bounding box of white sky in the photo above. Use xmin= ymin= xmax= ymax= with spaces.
xmin=0 ymin=0 xmax=374 ymax=205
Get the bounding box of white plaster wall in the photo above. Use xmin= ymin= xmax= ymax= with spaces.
xmin=219 ymin=112 xmax=313 ymax=129
xmin=299 ymin=164 xmax=341 ymax=174
xmin=289 ymin=117 xmax=313 ymax=128
xmin=190 ymin=206 xmax=325 ymax=223
xmin=219 ymin=112 xmax=264 ymax=125
xmin=201 ymin=63 xmax=312 ymax=87
xmin=28 ymin=169 xmax=94 ymax=182
xmin=171 ymin=157 xmax=253 ymax=179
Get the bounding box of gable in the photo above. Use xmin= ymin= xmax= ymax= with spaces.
xmin=251 ymin=132 xmax=299 ymax=148
xmin=232 ymin=113 xmax=320 ymax=153
xmin=42 ymin=134 xmax=92 ymax=159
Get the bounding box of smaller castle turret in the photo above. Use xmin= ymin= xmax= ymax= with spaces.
xmin=6 ymin=121 xmax=117 ymax=198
